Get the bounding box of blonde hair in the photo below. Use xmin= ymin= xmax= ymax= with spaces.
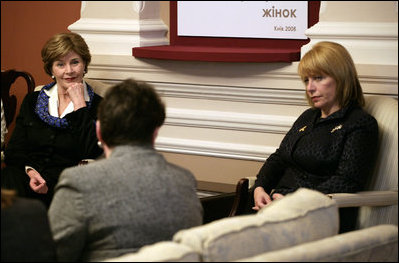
xmin=298 ymin=41 xmax=364 ymax=108
xmin=41 ymin=32 xmax=91 ymax=77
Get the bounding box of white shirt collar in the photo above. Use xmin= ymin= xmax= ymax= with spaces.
xmin=43 ymin=81 xmax=90 ymax=118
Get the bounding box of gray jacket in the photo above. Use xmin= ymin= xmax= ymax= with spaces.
xmin=48 ymin=145 xmax=203 ymax=262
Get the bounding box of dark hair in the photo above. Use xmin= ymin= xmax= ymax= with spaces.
xmin=298 ymin=41 xmax=365 ymax=108
xmin=97 ymin=79 xmax=165 ymax=147
xmin=41 ymin=32 xmax=91 ymax=76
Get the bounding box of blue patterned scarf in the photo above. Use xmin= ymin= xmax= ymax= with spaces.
xmin=35 ymin=82 xmax=94 ymax=129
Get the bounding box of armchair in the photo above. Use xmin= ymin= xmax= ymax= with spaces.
xmin=1 ymin=69 xmax=35 ymax=128
xmin=230 ymin=95 xmax=398 ymax=229
xmin=1 ymin=69 xmax=35 ymax=162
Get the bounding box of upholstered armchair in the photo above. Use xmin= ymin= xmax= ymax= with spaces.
xmin=229 ymin=95 xmax=398 ymax=230
xmin=328 ymin=95 xmax=398 ymax=228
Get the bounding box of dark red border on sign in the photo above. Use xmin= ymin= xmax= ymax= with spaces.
xmin=133 ymin=1 xmax=320 ymax=62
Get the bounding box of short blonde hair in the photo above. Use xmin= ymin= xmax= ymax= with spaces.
xmin=41 ymin=32 xmax=91 ymax=77
xmin=298 ymin=41 xmax=364 ymax=108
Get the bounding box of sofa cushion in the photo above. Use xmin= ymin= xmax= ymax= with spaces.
xmin=84 ymin=78 xmax=112 ymax=97
xmin=101 ymin=241 xmax=200 ymax=262
xmin=236 ymin=224 xmax=398 ymax=262
xmin=173 ymin=188 xmax=339 ymax=262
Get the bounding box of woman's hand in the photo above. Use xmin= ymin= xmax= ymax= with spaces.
xmin=253 ymin=187 xmax=285 ymax=211
xmin=271 ymin=192 xmax=284 ymax=200
xmin=66 ymin=82 xmax=86 ymax=110
xmin=27 ymin=169 xmax=48 ymax=194
xmin=252 ymin=186 xmax=272 ymax=211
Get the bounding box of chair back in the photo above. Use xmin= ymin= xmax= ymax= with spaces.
xmin=1 ymin=69 xmax=35 ymax=127
xmin=358 ymin=96 xmax=398 ymax=228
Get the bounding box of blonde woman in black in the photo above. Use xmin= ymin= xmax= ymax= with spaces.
xmin=252 ymin=42 xmax=378 ymax=232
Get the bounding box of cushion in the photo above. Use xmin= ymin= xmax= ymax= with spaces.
xmin=236 ymin=224 xmax=398 ymax=262
xmin=173 ymin=188 xmax=339 ymax=262
xmin=84 ymin=78 xmax=112 ymax=97
xmin=359 ymin=96 xmax=398 ymax=229
xmin=101 ymin=241 xmax=200 ymax=262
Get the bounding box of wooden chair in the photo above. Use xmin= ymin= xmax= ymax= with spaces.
xmin=229 ymin=95 xmax=398 ymax=230
xmin=1 ymin=69 xmax=35 ymax=128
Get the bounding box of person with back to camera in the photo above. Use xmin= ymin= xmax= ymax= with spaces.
xmin=48 ymin=78 xmax=203 ymax=262
xmin=1 ymin=32 xmax=103 ymax=208
xmin=250 ymin=41 xmax=378 ymax=232
xmin=1 ymin=188 xmax=57 ymax=262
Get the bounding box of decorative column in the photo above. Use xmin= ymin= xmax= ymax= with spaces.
xmin=301 ymin=1 xmax=398 ymax=66
xmin=68 ymin=1 xmax=168 ymax=56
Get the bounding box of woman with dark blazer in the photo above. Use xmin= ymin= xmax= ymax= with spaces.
xmin=251 ymin=42 xmax=379 ymax=232
xmin=1 ymin=32 xmax=103 ymax=207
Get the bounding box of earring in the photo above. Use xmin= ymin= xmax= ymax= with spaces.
xmin=51 ymin=75 xmax=55 ymax=79
xmin=97 ymin=141 xmax=103 ymax=149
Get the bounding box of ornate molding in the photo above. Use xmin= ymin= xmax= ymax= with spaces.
xmin=69 ymin=18 xmax=168 ymax=56
xmin=155 ymin=137 xmax=275 ymax=162
xmin=165 ymin=107 xmax=297 ymax=134
xmin=154 ymin=82 xmax=308 ymax=106
xmin=87 ymin=55 xmax=397 ymax=97
xmin=302 ymin=22 xmax=398 ymax=66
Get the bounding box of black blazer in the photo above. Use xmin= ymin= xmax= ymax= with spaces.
xmin=4 ymin=89 xmax=103 ymax=191
xmin=254 ymin=101 xmax=379 ymax=195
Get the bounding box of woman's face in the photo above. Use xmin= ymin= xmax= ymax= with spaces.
xmin=304 ymin=75 xmax=340 ymax=118
xmin=51 ymin=51 xmax=85 ymax=89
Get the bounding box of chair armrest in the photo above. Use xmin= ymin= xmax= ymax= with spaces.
xmin=229 ymin=178 xmax=249 ymax=217
xmin=228 ymin=176 xmax=256 ymax=217
xmin=327 ymin=190 xmax=398 ymax=208
xmin=246 ymin=176 xmax=257 ymax=189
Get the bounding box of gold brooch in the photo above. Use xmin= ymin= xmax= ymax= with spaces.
xmin=331 ymin=124 xmax=342 ymax=133
xmin=298 ymin=125 xmax=307 ymax=132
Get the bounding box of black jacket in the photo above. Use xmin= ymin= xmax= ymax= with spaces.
xmin=3 ymin=88 xmax=103 ymax=193
xmin=254 ymin=101 xmax=378 ymax=195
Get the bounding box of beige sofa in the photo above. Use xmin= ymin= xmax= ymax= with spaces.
xmin=103 ymin=188 xmax=398 ymax=262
